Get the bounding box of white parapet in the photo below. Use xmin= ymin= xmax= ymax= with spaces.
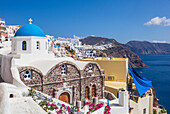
xmin=119 ymin=90 xmax=129 ymax=112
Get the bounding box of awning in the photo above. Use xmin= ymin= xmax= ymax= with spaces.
xmin=128 ymin=65 xmax=152 ymax=96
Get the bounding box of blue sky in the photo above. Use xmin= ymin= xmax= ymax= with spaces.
xmin=1 ymin=0 xmax=170 ymax=43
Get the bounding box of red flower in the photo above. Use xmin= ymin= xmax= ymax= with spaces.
xmin=75 ymin=106 xmax=79 ymax=111
xmin=95 ymin=107 xmax=99 ymax=110
xmin=46 ymin=104 xmax=52 ymax=106
xmin=67 ymin=106 xmax=71 ymax=113
xmin=89 ymin=108 xmax=94 ymax=112
xmin=96 ymin=103 xmax=103 ymax=108
xmin=56 ymin=110 xmax=61 ymax=114
xmin=85 ymin=102 xmax=90 ymax=105
xmin=51 ymin=104 xmax=56 ymax=107
xmin=87 ymin=112 xmax=90 ymax=114
xmin=61 ymin=104 xmax=65 ymax=107
xmin=89 ymin=102 xmax=95 ymax=107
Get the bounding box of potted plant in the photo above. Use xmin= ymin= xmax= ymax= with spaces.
xmin=161 ymin=107 xmax=167 ymax=114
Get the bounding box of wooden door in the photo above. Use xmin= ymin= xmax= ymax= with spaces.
xmin=59 ymin=92 xmax=70 ymax=103
xmin=92 ymin=85 xmax=96 ymax=98
xmin=85 ymin=87 xmax=90 ymax=100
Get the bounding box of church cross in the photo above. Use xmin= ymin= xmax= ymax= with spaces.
xmin=29 ymin=18 xmax=32 ymax=24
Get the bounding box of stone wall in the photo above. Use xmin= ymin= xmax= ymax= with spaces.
xmin=81 ymin=76 xmax=104 ymax=101
xmin=18 ymin=67 xmax=43 ymax=92
xmin=82 ymin=63 xmax=101 ymax=77
xmin=18 ymin=62 xmax=105 ymax=104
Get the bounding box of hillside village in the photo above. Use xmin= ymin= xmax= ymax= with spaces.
xmin=0 ymin=18 xmax=167 ymax=114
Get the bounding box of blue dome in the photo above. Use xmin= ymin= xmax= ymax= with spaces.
xmin=14 ymin=24 xmax=45 ymax=37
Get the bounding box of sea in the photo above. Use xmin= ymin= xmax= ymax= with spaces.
xmin=135 ymin=55 xmax=170 ymax=112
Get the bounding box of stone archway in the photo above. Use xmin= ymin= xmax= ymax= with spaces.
xmin=59 ymin=92 xmax=70 ymax=103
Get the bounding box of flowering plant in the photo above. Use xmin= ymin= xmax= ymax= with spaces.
xmin=104 ymin=105 xmax=111 ymax=114
xmin=56 ymin=104 xmax=80 ymax=114
xmin=85 ymin=102 xmax=90 ymax=106
xmin=85 ymin=102 xmax=104 ymax=113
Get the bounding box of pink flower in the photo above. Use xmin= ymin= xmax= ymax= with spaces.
xmin=107 ymin=107 xmax=111 ymax=111
xmin=89 ymin=102 xmax=95 ymax=107
xmin=95 ymin=107 xmax=99 ymax=110
xmin=85 ymin=102 xmax=90 ymax=105
xmin=100 ymin=103 xmax=103 ymax=106
xmin=46 ymin=104 xmax=52 ymax=106
xmin=105 ymin=105 xmax=111 ymax=111
xmin=61 ymin=104 xmax=65 ymax=107
xmin=56 ymin=110 xmax=61 ymax=114
xmin=75 ymin=106 xmax=79 ymax=111
xmin=51 ymin=104 xmax=56 ymax=107
xmin=89 ymin=108 xmax=94 ymax=111
xmin=67 ymin=106 xmax=71 ymax=113
xmin=87 ymin=112 xmax=90 ymax=114
xmin=96 ymin=103 xmax=103 ymax=108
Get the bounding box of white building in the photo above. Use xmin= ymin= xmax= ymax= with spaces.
xmin=0 ymin=18 xmax=21 ymax=41
xmin=0 ymin=20 xmax=129 ymax=114
xmin=6 ymin=25 xmax=21 ymax=38
xmin=0 ymin=18 xmax=8 ymax=41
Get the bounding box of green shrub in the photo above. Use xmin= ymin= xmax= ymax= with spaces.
xmin=161 ymin=107 xmax=167 ymax=113
xmin=131 ymin=92 xmax=136 ymax=102
xmin=153 ymin=109 xmax=157 ymax=114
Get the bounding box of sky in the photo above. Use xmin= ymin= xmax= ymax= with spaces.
xmin=1 ymin=0 xmax=170 ymax=43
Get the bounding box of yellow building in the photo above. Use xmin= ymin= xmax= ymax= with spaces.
xmin=81 ymin=57 xmax=128 ymax=96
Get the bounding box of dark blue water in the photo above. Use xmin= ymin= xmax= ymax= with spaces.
xmin=135 ymin=55 xmax=170 ymax=112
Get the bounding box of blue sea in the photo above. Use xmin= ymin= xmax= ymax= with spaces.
xmin=135 ymin=55 xmax=170 ymax=112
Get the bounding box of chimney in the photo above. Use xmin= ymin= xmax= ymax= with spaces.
xmin=119 ymin=90 xmax=129 ymax=113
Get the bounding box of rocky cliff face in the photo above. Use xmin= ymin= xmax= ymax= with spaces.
xmin=80 ymin=36 xmax=147 ymax=68
xmin=126 ymin=41 xmax=170 ymax=55
xmin=80 ymin=36 xmax=119 ymax=46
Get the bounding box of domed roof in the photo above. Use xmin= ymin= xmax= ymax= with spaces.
xmin=14 ymin=24 xmax=45 ymax=37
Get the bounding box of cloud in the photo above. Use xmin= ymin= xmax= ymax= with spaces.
xmin=144 ymin=17 xmax=170 ymax=26
xmin=152 ymin=40 xmax=169 ymax=43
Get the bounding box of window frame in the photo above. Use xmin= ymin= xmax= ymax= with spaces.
xmin=36 ymin=41 xmax=40 ymax=50
xmin=89 ymin=64 xmax=93 ymax=72
xmin=61 ymin=64 xmax=67 ymax=75
xmin=22 ymin=41 xmax=27 ymax=51
xmin=24 ymin=70 xmax=32 ymax=80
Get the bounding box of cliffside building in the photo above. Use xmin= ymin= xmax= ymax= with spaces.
xmin=0 ymin=19 xmax=129 ymax=114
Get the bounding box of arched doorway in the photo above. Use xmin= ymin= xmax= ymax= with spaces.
xmin=92 ymin=85 xmax=96 ymax=98
xmin=85 ymin=86 xmax=90 ymax=100
xmin=59 ymin=92 xmax=70 ymax=103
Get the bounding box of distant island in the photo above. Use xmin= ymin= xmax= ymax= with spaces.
xmin=126 ymin=41 xmax=170 ymax=55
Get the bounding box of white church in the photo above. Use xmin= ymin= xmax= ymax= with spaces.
xmin=0 ymin=19 xmax=129 ymax=114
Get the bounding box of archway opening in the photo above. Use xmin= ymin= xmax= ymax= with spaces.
xmin=85 ymin=86 xmax=90 ymax=100
xmin=92 ymin=85 xmax=96 ymax=98
xmin=59 ymin=92 xmax=70 ymax=104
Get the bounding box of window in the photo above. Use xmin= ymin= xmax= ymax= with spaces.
xmin=108 ymin=76 xmax=115 ymax=80
xmin=85 ymin=86 xmax=90 ymax=100
xmin=22 ymin=41 xmax=27 ymax=50
xmin=143 ymin=108 xmax=146 ymax=114
xmin=36 ymin=41 xmax=40 ymax=50
xmin=92 ymin=85 xmax=96 ymax=98
xmin=9 ymin=94 xmax=14 ymax=98
xmin=89 ymin=64 xmax=93 ymax=72
xmin=24 ymin=70 xmax=31 ymax=80
xmin=61 ymin=64 xmax=66 ymax=75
